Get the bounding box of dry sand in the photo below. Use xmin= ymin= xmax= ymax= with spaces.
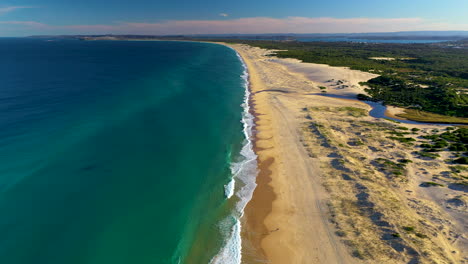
xmin=225 ymin=44 xmax=467 ymax=264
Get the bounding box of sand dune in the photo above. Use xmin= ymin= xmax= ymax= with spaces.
xmin=227 ymin=44 xmax=467 ymax=264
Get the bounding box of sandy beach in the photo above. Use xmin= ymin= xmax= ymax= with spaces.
xmin=227 ymin=43 xmax=467 ymax=264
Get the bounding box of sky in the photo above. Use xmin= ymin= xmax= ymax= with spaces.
xmin=0 ymin=0 xmax=467 ymax=36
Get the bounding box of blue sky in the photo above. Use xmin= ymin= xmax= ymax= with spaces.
xmin=1 ymin=0 xmax=467 ymax=36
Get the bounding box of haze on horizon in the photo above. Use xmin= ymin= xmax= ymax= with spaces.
xmin=0 ymin=0 xmax=467 ymax=36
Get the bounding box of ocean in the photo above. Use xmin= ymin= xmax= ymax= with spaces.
xmin=0 ymin=38 xmax=257 ymax=263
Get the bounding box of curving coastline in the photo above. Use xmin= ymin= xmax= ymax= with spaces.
xmin=225 ymin=43 xmax=358 ymax=263
xmin=211 ymin=49 xmax=258 ymax=264
xmin=223 ymin=43 xmax=466 ymax=264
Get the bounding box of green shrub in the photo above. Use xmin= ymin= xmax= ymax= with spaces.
xmin=389 ymin=137 xmax=416 ymax=144
xmin=357 ymin=93 xmax=372 ymax=101
xmin=398 ymin=159 xmax=413 ymax=164
xmin=422 ymin=181 xmax=444 ymax=187
xmin=417 ymin=151 xmax=440 ymax=159
xmin=449 ymin=143 xmax=467 ymax=152
xmin=415 ymin=233 xmax=428 ymax=238
xmin=450 ymin=165 xmax=467 ymax=174
xmin=396 ymin=126 xmax=409 ymax=130
xmin=453 ymin=157 xmax=468 ymax=164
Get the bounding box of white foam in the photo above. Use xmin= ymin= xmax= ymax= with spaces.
xmin=210 ymin=216 xmax=242 ymax=264
xmin=224 ymin=178 xmax=235 ymax=199
xmin=211 ymin=50 xmax=258 ymax=264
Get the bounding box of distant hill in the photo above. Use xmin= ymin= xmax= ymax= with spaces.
xmin=186 ymin=31 xmax=468 ymax=40
xmin=29 ymin=31 xmax=468 ymax=43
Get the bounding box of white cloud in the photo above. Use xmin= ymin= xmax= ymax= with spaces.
xmin=0 ymin=20 xmax=46 ymax=27
xmin=0 ymin=6 xmax=34 ymax=15
xmin=103 ymin=17 xmax=461 ymax=35
xmin=219 ymin=13 xmax=229 ymax=17
xmin=2 ymin=16 xmax=468 ymax=35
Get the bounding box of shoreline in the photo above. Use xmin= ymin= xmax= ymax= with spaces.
xmin=233 ymin=45 xmax=274 ymax=262
xmin=76 ymin=39 xmax=465 ymax=263
xmin=226 ymin=43 xmax=466 ymax=264
xmin=227 ymin=43 xmax=358 ymax=263
xmin=210 ymin=48 xmax=258 ymax=264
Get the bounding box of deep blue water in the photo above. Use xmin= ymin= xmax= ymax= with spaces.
xmin=0 ymin=38 xmax=248 ymax=263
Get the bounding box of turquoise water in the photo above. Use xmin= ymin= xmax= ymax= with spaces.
xmin=0 ymin=39 xmax=254 ymax=263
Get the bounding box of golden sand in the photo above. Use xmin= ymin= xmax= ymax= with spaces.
xmin=224 ymin=43 xmax=467 ymax=264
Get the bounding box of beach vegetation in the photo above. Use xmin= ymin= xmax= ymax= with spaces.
xmin=450 ymin=165 xmax=467 ymax=174
xmin=383 ymin=118 xmax=401 ymax=124
xmin=403 ymin=226 xmax=415 ymax=232
xmin=398 ymin=159 xmax=412 ymax=164
xmin=218 ymin=39 xmax=468 ymax=122
xmin=374 ymin=158 xmax=407 ymax=177
xmin=337 ymin=107 xmax=367 ymax=117
xmin=454 ymin=157 xmax=468 ymax=164
xmin=419 ymin=128 xmax=467 ymax=159
xmin=417 ymin=151 xmax=440 ymax=159
xmin=415 ymin=233 xmax=428 ymax=239
xmin=421 ymin=181 xmax=444 ymax=187
xmin=352 ymin=249 xmax=365 ymax=259
xmin=335 ymin=230 xmax=347 ymax=237
xmin=449 ymin=143 xmax=467 ymax=151
xmin=357 ymin=94 xmax=371 ymax=101
xmin=398 ymin=109 xmax=468 ymax=124
xmin=388 ymin=131 xmax=411 ymax=137
xmin=388 ymin=136 xmax=416 ymax=144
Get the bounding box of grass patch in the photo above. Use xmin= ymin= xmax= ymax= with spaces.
xmin=335 ymin=230 xmax=347 ymax=237
xmin=421 ymin=181 xmax=444 ymax=187
xmin=388 ymin=131 xmax=411 ymax=136
xmin=403 ymin=226 xmax=415 ymax=232
xmin=384 ymin=118 xmax=401 ymax=124
xmin=416 ymin=151 xmax=440 ymax=159
xmin=348 ymin=139 xmax=365 ymax=146
xmin=401 ymin=226 xmax=428 ymax=238
xmin=398 ymin=159 xmax=413 ymax=164
xmin=388 ymin=136 xmax=416 ymax=144
xmin=415 ymin=233 xmax=428 ymax=239
xmin=396 ymin=126 xmax=409 ymax=130
xmin=337 ymin=107 xmax=367 ymax=117
xmin=419 ymin=128 xmax=467 ymax=157
xmin=397 ymin=109 xmax=468 ymax=124
xmin=374 ymin=158 xmax=407 ymax=177
xmin=450 ymin=165 xmax=467 ymax=174
xmin=453 ymin=157 xmax=468 ymax=164
xmin=352 ymin=249 xmax=365 ymax=260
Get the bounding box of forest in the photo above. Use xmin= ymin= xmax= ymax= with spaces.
xmin=212 ymin=39 xmax=468 ymax=118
